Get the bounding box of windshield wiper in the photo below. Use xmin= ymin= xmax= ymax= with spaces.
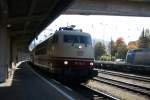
xmin=72 ymin=39 xmax=75 ymax=46
xmin=85 ymin=42 xmax=88 ymax=47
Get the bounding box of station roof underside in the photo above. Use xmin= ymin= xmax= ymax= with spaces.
xmin=0 ymin=0 xmax=150 ymax=51
xmin=0 ymin=0 xmax=74 ymax=49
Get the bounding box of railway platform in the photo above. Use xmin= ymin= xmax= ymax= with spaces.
xmin=0 ymin=62 xmax=86 ymax=100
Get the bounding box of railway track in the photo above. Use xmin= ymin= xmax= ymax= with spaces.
xmin=98 ymin=69 xmax=150 ymax=82
xmin=30 ymin=64 xmax=119 ymax=100
xmin=81 ymin=83 xmax=119 ymax=100
xmin=65 ymin=83 xmax=119 ymax=100
xmin=93 ymin=76 xmax=150 ymax=97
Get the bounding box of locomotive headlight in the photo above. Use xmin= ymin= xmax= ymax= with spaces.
xmin=90 ymin=62 xmax=94 ymax=66
xmin=79 ymin=45 xmax=82 ymax=49
xmin=64 ymin=61 xmax=68 ymax=65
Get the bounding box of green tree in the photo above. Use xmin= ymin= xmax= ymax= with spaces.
xmin=108 ymin=40 xmax=117 ymax=57
xmin=138 ymin=28 xmax=150 ymax=48
xmin=115 ymin=37 xmax=128 ymax=59
xmin=94 ymin=41 xmax=106 ymax=60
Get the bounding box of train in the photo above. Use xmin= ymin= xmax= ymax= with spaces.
xmin=31 ymin=26 xmax=97 ymax=80
xmin=126 ymin=48 xmax=150 ymax=65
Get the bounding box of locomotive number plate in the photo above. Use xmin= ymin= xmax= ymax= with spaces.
xmin=77 ymin=51 xmax=83 ymax=56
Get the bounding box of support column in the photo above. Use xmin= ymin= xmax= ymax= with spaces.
xmin=0 ymin=26 xmax=10 ymax=82
xmin=12 ymin=42 xmax=17 ymax=66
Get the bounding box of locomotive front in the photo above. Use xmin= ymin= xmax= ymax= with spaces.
xmin=52 ymin=27 xmax=97 ymax=79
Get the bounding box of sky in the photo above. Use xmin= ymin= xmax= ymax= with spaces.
xmin=29 ymin=15 xmax=150 ymax=51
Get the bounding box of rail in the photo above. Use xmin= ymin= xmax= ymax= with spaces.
xmin=78 ymin=83 xmax=120 ymax=100
xmin=93 ymin=76 xmax=150 ymax=97
xmin=98 ymin=69 xmax=150 ymax=82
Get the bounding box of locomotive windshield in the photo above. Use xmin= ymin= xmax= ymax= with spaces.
xmin=64 ymin=35 xmax=92 ymax=45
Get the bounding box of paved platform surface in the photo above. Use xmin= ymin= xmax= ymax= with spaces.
xmin=0 ymin=62 xmax=85 ymax=100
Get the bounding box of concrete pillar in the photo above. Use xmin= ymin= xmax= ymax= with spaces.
xmin=0 ymin=26 xmax=10 ymax=82
xmin=12 ymin=42 xmax=17 ymax=66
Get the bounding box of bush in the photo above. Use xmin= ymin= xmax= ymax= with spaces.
xmin=99 ymin=55 xmax=116 ymax=61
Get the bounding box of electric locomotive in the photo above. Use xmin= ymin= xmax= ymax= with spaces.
xmin=126 ymin=48 xmax=150 ymax=65
xmin=32 ymin=26 xmax=97 ymax=79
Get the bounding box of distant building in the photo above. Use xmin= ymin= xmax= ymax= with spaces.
xmin=127 ymin=41 xmax=138 ymax=49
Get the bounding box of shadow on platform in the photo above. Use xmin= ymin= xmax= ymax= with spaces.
xmin=0 ymin=61 xmax=66 ymax=100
